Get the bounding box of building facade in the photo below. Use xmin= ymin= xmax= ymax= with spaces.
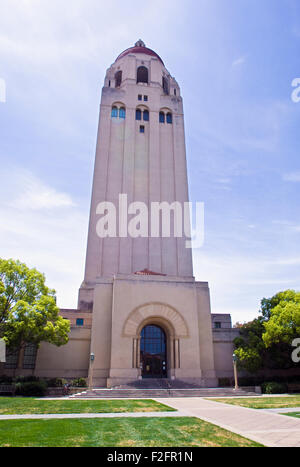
xmin=3 ymin=41 xmax=237 ymax=386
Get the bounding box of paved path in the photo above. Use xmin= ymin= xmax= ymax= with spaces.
xmin=155 ymin=397 xmax=300 ymax=447
xmin=0 ymin=411 xmax=187 ymax=421
xmin=263 ymin=407 xmax=300 ymax=414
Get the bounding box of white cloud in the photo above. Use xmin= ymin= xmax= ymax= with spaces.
xmin=9 ymin=171 xmax=75 ymax=210
xmin=283 ymin=172 xmax=300 ymax=182
xmin=0 ymin=167 xmax=88 ymax=308
xmin=232 ymin=56 xmax=246 ymax=67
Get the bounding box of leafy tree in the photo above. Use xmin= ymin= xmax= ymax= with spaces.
xmin=263 ymin=290 xmax=300 ymax=347
xmin=234 ymin=290 xmax=300 ymax=373
xmin=0 ymin=258 xmax=70 ymax=365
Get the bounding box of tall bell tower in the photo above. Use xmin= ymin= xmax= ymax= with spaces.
xmin=79 ymin=40 xmax=194 ymax=309
xmin=78 ymin=41 xmax=217 ymax=388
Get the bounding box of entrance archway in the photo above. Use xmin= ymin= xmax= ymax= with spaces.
xmin=140 ymin=325 xmax=167 ymax=378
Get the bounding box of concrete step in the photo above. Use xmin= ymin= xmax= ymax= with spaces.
xmin=70 ymin=387 xmax=259 ymax=399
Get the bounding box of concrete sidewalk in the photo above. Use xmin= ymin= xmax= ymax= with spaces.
xmin=0 ymin=411 xmax=187 ymax=421
xmin=155 ymin=397 xmax=300 ymax=447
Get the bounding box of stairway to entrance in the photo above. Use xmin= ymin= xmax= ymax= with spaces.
xmin=70 ymin=379 xmax=261 ymax=398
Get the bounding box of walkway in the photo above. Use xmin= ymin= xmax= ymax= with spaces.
xmin=155 ymin=397 xmax=300 ymax=447
xmin=0 ymin=411 xmax=187 ymax=421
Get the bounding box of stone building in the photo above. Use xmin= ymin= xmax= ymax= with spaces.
xmin=3 ymin=41 xmax=238 ymax=386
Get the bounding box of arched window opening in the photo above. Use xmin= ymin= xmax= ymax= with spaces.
xmin=111 ymin=106 xmax=118 ymax=118
xmin=137 ymin=66 xmax=148 ymax=84
xmin=115 ymin=70 xmax=122 ymax=88
xmin=119 ymin=107 xmax=126 ymax=119
xmin=166 ymin=113 xmax=173 ymax=124
xmin=136 ymin=109 xmax=142 ymax=121
xmin=162 ymin=76 xmax=169 ymax=95
xmin=140 ymin=325 xmax=167 ymax=378
xmin=159 ymin=112 xmax=165 ymax=123
xmin=174 ymin=89 xmax=177 ymax=96
xmin=143 ymin=110 xmax=149 ymax=122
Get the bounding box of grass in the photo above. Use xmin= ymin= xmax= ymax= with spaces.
xmin=0 ymin=398 xmax=175 ymax=415
xmin=284 ymin=412 xmax=300 ymax=419
xmin=210 ymin=395 xmax=300 ymax=409
xmin=0 ymin=417 xmax=263 ymax=447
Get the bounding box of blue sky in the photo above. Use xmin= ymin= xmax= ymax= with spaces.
xmin=0 ymin=0 xmax=299 ymax=323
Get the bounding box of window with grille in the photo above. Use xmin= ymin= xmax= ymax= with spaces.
xmin=166 ymin=113 xmax=173 ymax=124
xmin=4 ymin=348 xmax=19 ymax=369
xmin=143 ymin=110 xmax=149 ymax=122
xmin=111 ymin=106 xmax=118 ymax=118
xmin=119 ymin=107 xmax=126 ymax=119
xmin=23 ymin=343 xmax=38 ymax=369
xmin=159 ymin=112 xmax=165 ymax=123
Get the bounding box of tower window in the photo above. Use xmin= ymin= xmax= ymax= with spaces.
xmin=111 ymin=106 xmax=118 ymax=118
xmin=214 ymin=322 xmax=221 ymax=329
xmin=140 ymin=125 xmax=145 ymax=133
xmin=144 ymin=95 xmax=148 ymax=102
xmin=162 ymin=76 xmax=169 ymax=94
xmin=137 ymin=66 xmax=148 ymax=84
xmin=143 ymin=110 xmax=149 ymax=122
xmin=119 ymin=107 xmax=126 ymax=119
xmin=138 ymin=94 xmax=142 ymax=101
xmin=174 ymin=89 xmax=177 ymax=96
xmin=166 ymin=113 xmax=173 ymax=124
xmin=115 ymin=70 xmax=122 ymax=88
xmin=136 ymin=109 xmax=142 ymax=120
xmin=108 ymin=80 xmax=111 ymax=88
xmin=76 ymin=318 xmax=84 ymax=326
xmin=159 ymin=112 xmax=165 ymax=123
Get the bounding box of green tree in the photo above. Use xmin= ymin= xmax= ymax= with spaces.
xmin=263 ymin=290 xmax=300 ymax=347
xmin=0 ymin=258 xmax=70 ymax=366
xmin=234 ymin=290 xmax=300 ymax=373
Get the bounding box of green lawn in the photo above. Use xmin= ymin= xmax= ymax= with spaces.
xmin=285 ymin=412 xmax=300 ymax=419
xmin=210 ymin=396 xmax=300 ymax=409
xmin=0 ymin=417 xmax=263 ymax=447
xmin=0 ymin=398 xmax=174 ymax=415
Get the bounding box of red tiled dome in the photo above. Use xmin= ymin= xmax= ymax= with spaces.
xmin=116 ymin=40 xmax=164 ymax=66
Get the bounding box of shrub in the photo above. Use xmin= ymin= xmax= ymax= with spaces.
xmin=15 ymin=380 xmax=47 ymax=397
xmin=15 ymin=375 xmax=40 ymax=383
xmin=46 ymin=377 xmax=66 ymax=388
xmin=0 ymin=375 xmax=13 ymax=384
xmin=261 ymin=382 xmax=288 ymax=394
xmin=218 ymin=378 xmax=232 ymax=387
xmin=71 ymin=378 xmax=87 ymax=388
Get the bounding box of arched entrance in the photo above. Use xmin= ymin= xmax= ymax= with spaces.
xmin=140 ymin=325 xmax=167 ymax=378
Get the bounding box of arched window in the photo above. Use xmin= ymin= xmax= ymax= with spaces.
xmin=115 ymin=70 xmax=122 ymax=88
xmin=137 ymin=66 xmax=148 ymax=84
xmin=119 ymin=107 xmax=126 ymax=119
xmin=143 ymin=110 xmax=149 ymax=122
xmin=166 ymin=113 xmax=173 ymax=124
xmin=159 ymin=112 xmax=165 ymax=123
xmin=162 ymin=76 xmax=169 ymax=95
xmin=111 ymin=106 xmax=118 ymax=118
xmin=136 ymin=109 xmax=142 ymax=120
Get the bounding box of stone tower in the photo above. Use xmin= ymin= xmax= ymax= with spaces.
xmin=79 ymin=40 xmax=193 ymax=308
xmin=78 ymin=41 xmax=217 ymax=388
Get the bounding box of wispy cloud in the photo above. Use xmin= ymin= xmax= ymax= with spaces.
xmin=283 ymin=172 xmax=300 ymax=182
xmin=9 ymin=170 xmax=75 ymax=210
xmin=232 ymin=56 xmax=246 ymax=67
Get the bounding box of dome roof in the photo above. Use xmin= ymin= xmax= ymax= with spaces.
xmin=116 ymin=40 xmax=164 ymax=66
